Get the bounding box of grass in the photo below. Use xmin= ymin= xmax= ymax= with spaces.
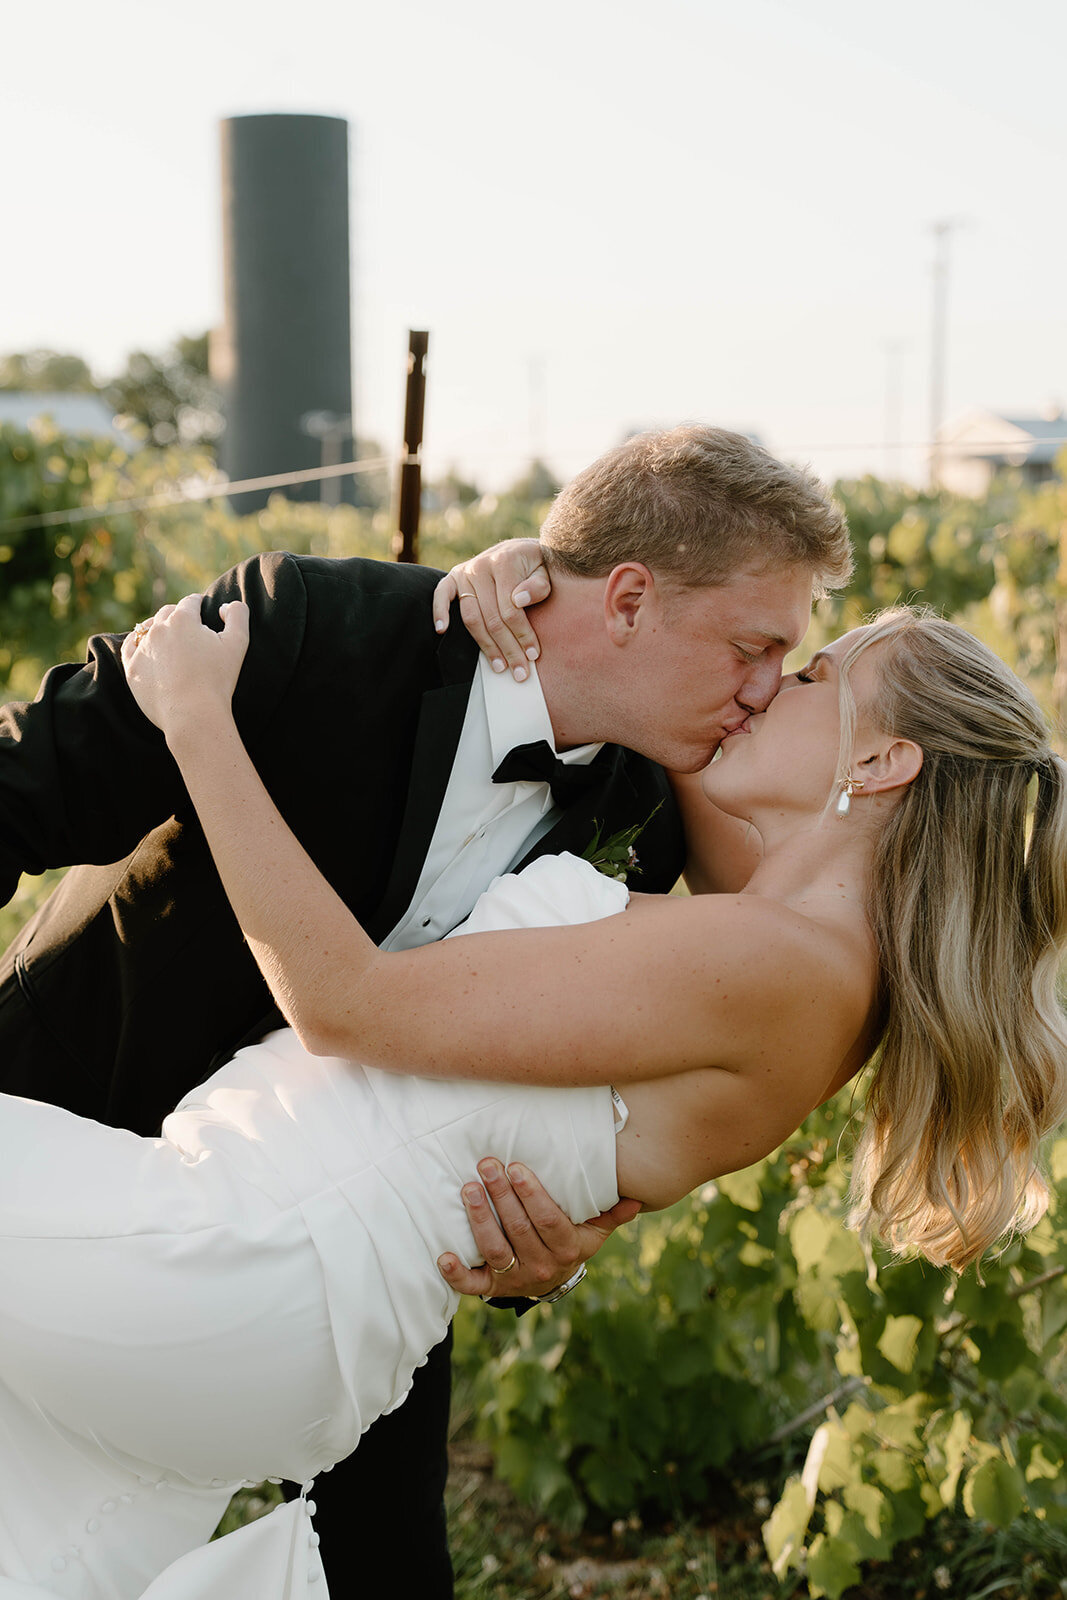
xmin=447 ymin=1440 xmax=777 ymax=1599
xmin=216 ymin=1436 xmax=1067 ymax=1598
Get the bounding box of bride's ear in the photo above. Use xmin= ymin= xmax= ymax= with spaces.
xmin=854 ymin=737 xmax=923 ymax=797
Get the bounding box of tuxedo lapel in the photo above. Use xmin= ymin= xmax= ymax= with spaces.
xmin=514 ymin=745 xmax=637 ymax=869
xmin=368 ymin=624 xmax=479 ymax=941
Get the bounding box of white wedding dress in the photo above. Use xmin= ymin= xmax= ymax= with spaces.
xmin=0 ymin=855 xmax=628 ymax=1600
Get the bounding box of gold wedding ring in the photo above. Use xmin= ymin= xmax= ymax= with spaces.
xmin=490 ymin=1253 xmax=518 ymax=1275
xmin=131 ymin=620 xmax=153 ymax=645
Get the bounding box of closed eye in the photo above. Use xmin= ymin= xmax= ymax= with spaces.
xmin=792 ymin=648 xmax=830 ymax=685
xmin=735 ymin=645 xmax=764 ymax=664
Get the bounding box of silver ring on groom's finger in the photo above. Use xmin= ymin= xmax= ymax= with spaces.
xmin=489 ymin=1253 xmax=518 ymax=1275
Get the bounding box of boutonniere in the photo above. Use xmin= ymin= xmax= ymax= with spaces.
xmin=581 ymin=802 xmax=663 ymax=884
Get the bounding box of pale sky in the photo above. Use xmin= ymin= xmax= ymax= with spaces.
xmin=6 ymin=0 xmax=1064 ymax=490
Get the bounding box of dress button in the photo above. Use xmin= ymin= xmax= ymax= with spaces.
xmin=305 ymin=1499 xmax=317 ymax=1517
xmin=309 ymin=1570 xmax=321 ymax=1585
xmin=101 ymin=1500 xmax=117 ymax=1513
xmin=210 ymin=1478 xmax=226 ymax=1489
xmin=86 ymin=1518 xmax=101 ymax=1534
xmin=421 ymin=917 xmax=431 ymax=928
xmin=308 ymin=1531 xmax=321 ymax=1549
xmin=266 ymin=1477 xmax=283 ymax=1485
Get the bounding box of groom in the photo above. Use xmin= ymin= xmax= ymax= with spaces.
xmin=0 ymin=424 xmax=848 ymax=1596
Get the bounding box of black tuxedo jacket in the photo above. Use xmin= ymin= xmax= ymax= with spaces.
xmin=0 ymin=553 xmax=685 ymax=1136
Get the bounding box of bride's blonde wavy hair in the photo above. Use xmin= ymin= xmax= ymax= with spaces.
xmin=837 ymin=608 xmax=1067 ymax=1270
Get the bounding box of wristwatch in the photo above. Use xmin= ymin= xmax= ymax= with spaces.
xmin=534 ymin=1264 xmax=587 ymax=1304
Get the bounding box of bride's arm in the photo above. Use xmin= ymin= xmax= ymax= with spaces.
xmin=123 ymin=597 xmax=814 ymax=1093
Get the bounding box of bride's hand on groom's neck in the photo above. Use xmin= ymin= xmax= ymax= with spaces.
xmin=432 ymin=539 xmax=548 ymax=680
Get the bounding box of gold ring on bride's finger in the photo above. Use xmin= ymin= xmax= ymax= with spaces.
xmin=131 ymin=620 xmax=153 ymax=645
xmin=490 ymin=1253 xmax=518 ymax=1275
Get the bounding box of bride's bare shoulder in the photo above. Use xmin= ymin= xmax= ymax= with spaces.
xmin=629 ymin=884 xmax=851 ymax=944
xmin=621 ymin=888 xmax=873 ymax=1028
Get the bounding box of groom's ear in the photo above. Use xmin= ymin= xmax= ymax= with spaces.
xmin=603 ymin=564 xmax=656 ymax=644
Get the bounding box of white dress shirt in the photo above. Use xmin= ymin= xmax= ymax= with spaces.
xmin=381 ymin=654 xmax=602 ymax=951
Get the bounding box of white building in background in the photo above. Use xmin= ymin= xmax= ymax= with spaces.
xmin=0 ymin=392 xmax=139 ymax=449
xmin=935 ymin=407 xmax=1066 ymax=497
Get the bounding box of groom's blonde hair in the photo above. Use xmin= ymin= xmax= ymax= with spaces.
xmin=540 ymin=424 xmax=852 ymax=596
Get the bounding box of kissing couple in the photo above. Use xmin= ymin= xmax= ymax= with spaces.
xmin=0 ymin=426 xmax=1063 ymax=1599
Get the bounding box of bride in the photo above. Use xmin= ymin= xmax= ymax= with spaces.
xmin=0 ymin=593 xmax=1063 ymax=1600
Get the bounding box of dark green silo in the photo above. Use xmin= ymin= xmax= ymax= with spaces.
xmin=218 ymin=113 xmax=354 ymax=510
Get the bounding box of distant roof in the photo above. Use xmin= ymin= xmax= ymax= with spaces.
xmin=1001 ymin=415 xmax=1067 ymax=464
xmin=0 ymin=392 xmax=140 ymax=449
xmin=938 ymin=407 xmax=1067 ymax=466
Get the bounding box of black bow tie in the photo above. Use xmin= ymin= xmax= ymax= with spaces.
xmin=492 ymin=740 xmax=602 ymax=807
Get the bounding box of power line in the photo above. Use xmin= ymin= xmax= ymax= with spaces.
xmin=433 ymin=436 xmax=1067 ymax=463
xmin=783 ymin=436 xmax=1067 ymax=455
xmin=2 ymin=437 xmax=1064 ymax=538
xmin=0 ymin=456 xmax=392 ymax=536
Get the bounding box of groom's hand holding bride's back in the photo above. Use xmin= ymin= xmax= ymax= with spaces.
xmin=439 ymin=1155 xmax=641 ymax=1299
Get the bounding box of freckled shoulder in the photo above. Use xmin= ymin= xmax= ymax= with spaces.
xmin=632 ymin=891 xmax=873 ymax=1070
xmin=613 ymin=893 xmax=876 ymax=1205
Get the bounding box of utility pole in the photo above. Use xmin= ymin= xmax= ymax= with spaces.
xmin=528 ymin=356 xmax=546 ymax=464
xmin=301 ymin=411 xmax=353 ymax=507
xmin=883 ymin=340 xmax=904 ymax=482
xmin=928 ymin=219 xmax=963 ymax=492
xmin=395 ymin=330 xmax=428 ymax=563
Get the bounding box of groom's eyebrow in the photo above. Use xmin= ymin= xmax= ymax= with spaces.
xmin=748 ymin=627 xmax=794 ymax=648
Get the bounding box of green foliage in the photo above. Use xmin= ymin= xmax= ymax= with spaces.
xmin=0 ymin=420 xmax=557 ymax=943
xmin=0 ymin=420 xmax=160 ymax=694
xmin=455 ymin=1099 xmax=848 ymax=1533
xmin=827 ymin=459 xmax=1067 ymax=730
xmin=453 ymin=1107 xmax=1067 ymax=1594
xmin=3 ymin=413 xmax=1067 ymax=1590
xmin=0 ymin=349 xmax=96 ymax=392
xmin=212 ymin=1482 xmax=282 ymax=1538
xmin=0 ymin=417 xmax=551 ymax=699
xmin=102 ymin=334 xmax=223 ymax=451
xmin=826 ymin=475 xmax=1007 ymax=626
xmin=0 ymin=337 xmax=223 ymax=453
xmin=506 ymin=456 xmax=561 ymax=503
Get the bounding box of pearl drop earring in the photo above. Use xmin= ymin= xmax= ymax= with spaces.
xmin=836 ymin=773 xmax=865 ymax=818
